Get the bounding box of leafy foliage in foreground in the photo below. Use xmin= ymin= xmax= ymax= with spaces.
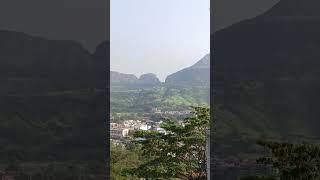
xmin=110 ymin=143 xmax=141 ymax=180
xmin=126 ymin=106 xmax=209 ymax=179
xmin=257 ymin=140 xmax=320 ymax=180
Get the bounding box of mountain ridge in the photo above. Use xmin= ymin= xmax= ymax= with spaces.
xmin=111 ymin=71 xmax=161 ymax=86
xmin=111 ymin=53 xmax=210 ymax=87
xmin=165 ymin=54 xmax=210 ymax=85
xmin=262 ymin=0 xmax=320 ymax=17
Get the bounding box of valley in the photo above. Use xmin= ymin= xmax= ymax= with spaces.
xmin=110 ymin=54 xmax=210 ymax=143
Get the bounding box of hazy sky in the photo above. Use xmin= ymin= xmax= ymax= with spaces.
xmin=0 ymin=0 xmax=278 ymax=54
xmin=111 ymin=0 xmax=210 ymax=81
xmin=0 ymin=0 xmax=107 ymax=52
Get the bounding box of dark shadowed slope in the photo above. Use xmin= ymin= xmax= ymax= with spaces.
xmin=214 ymin=0 xmax=320 ymax=153
xmin=0 ymin=30 xmax=106 ymax=161
xmin=262 ymin=0 xmax=320 ymax=17
xmin=0 ymin=30 xmax=100 ymax=91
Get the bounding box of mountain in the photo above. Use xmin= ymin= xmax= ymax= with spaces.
xmin=111 ymin=54 xmax=210 ymax=87
xmin=165 ymin=54 xmax=210 ymax=85
xmin=111 ymin=71 xmax=138 ymax=85
xmin=111 ymin=71 xmax=161 ymax=87
xmin=213 ymin=0 xmax=320 ymax=156
xmin=137 ymin=73 xmax=161 ymax=85
xmin=263 ymin=0 xmax=320 ymax=17
xmin=0 ymin=30 xmax=100 ymax=92
xmin=94 ymin=41 xmax=108 ymax=88
xmin=0 ymin=30 xmax=106 ymax=161
xmin=110 ymin=55 xmax=210 ymax=113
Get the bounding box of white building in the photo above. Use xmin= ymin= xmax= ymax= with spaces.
xmin=110 ymin=128 xmax=129 ymax=139
xmin=139 ymin=124 xmax=151 ymax=130
xmin=156 ymin=127 xmax=166 ymax=134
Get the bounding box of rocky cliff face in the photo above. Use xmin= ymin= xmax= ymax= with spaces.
xmin=111 ymin=71 xmax=138 ymax=85
xmin=111 ymin=71 xmax=161 ymax=87
xmin=138 ymin=73 xmax=161 ymax=85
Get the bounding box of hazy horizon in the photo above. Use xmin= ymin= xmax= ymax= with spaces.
xmin=111 ymin=0 xmax=210 ymax=82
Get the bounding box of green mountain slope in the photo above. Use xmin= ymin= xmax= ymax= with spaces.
xmin=111 ymin=85 xmax=209 ymax=113
xmin=111 ymin=54 xmax=210 ymax=113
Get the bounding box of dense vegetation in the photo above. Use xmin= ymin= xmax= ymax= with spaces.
xmin=110 ymin=143 xmax=141 ymax=180
xmin=256 ymin=141 xmax=320 ymax=179
xmin=237 ymin=140 xmax=320 ymax=179
xmin=111 ymin=106 xmax=209 ymax=179
xmin=111 ymin=85 xmax=209 ymax=113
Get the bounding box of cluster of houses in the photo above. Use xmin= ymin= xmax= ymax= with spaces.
xmin=151 ymin=108 xmax=191 ymax=115
xmin=110 ymin=107 xmax=190 ymax=144
xmin=110 ymin=119 xmax=166 ymax=142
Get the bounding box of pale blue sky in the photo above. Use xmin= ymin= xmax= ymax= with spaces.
xmin=111 ymin=0 xmax=210 ymax=81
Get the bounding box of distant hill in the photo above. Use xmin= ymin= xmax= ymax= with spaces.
xmin=111 ymin=71 xmax=161 ymax=87
xmin=111 ymin=54 xmax=210 ymax=88
xmin=165 ymin=54 xmax=210 ymax=85
xmin=263 ymin=0 xmax=320 ymax=17
xmin=0 ymin=30 xmax=106 ymax=161
xmin=111 ymin=71 xmax=138 ymax=85
xmin=0 ymin=30 xmax=102 ymax=92
xmin=213 ymin=0 xmax=320 ymax=156
xmin=137 ymin=73 xmax=161 ymax=85
xmin=110 ymin=55 xmax=210 ymax=113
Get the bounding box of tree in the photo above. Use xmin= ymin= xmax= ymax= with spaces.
xmin=256 ymin=140 xmax=320 ymax=180
xmin=127 ymin=106 xmax=209 ymax=179
xmin=111 ymin=143 xmax=140 ymax=180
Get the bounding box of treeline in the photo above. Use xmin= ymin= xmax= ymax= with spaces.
xmin=111 ymin=86 xmax=209 ymax=113
xmin=241 ymin=140 xmax=320 ymax=180
xmin=0 ymin=160 xmax=105 ymax=180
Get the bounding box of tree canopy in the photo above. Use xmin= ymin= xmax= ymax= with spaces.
xmin=126 ymin=106 xmax=210 ymax=179
xmin=257 ymin=140 xmax=320 ymax=180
